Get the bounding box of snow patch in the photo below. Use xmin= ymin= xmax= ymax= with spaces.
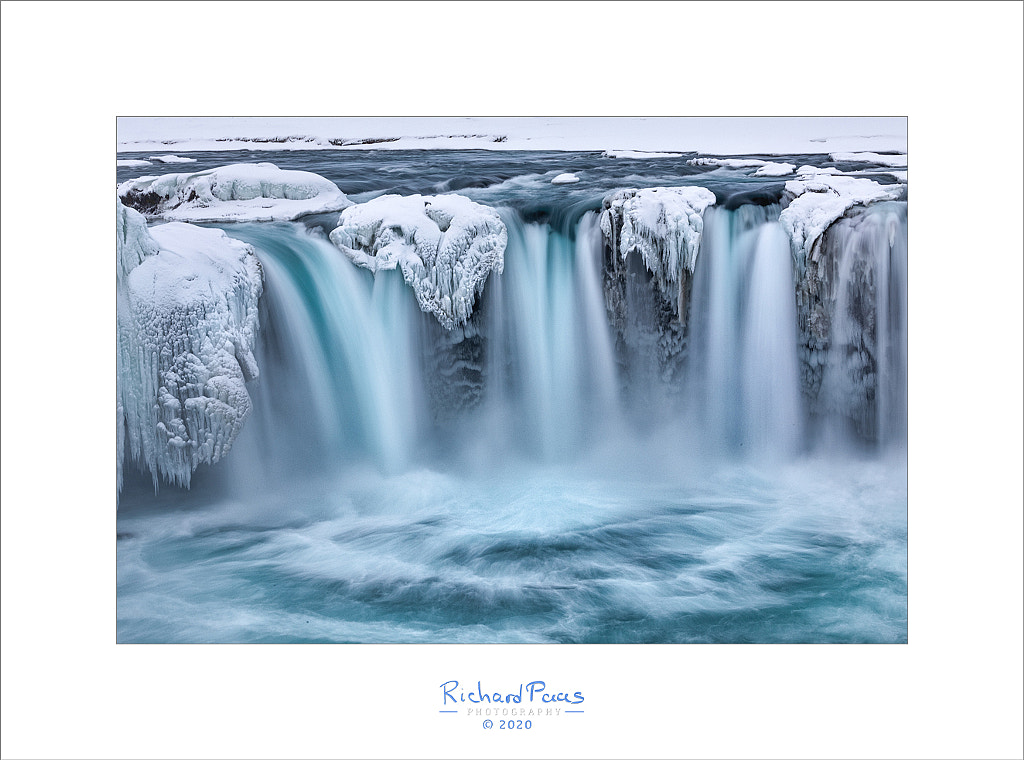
xmin=116 ymin=198 xmax=263 ymax=493
xmin=149 ymin=154 xmax=197 ymax=163
xmin=117 ymin=162 xmax=351 ymax=222
xmin=329 ymin=194 xmax=506 ymax=329
xmin=551 ymin=173 xmax=580 ymax=184
xmin=829 ymin=151 xmax=907 ymax=167
xmin=600 ymin=186 xmax=717 ymax=315
xmin=753 ymin=162 xmax=796 ymax=177
xmin=780 ymin=175 xmax=906 ymax=271
xmin=687 ymin=157 xmax=768 ymax=169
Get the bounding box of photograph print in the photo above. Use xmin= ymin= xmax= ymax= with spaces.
xmin=115 ymin=116 xmax=908 ymax=644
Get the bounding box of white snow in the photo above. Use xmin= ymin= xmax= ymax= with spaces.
xmin=551 ymin=173 xmax=580 ymax=184
xmin=796 ymin=165 xmax=843 ymax=176
xmin=116 ymin=199 xmax=263 ymax=492
xmin=753 ymin=162 xmax=796 ymax=177
xmin=116 ymin=117 xmax=907 ymax=155
xmin=148 ymin=154 xmax=197 ymax=163
xmin=600 ymin=186 xmax=717 ymax=315
xmin=603 ymin=150 xmax=684 ymax=158
xmin=117 ymin=162 xmax=351 ymax=222
xmin=117 ymin=159 xmax=152 ymax=168
xmin=829 ymin=151 xmax=908 ymax=167
xmin=780 ymin=175 xmax=906 ymax=269
xmin=329 ymin=194 xmax=506 ymax=330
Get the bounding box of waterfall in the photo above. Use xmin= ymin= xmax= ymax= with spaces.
xmin=484 ymin=210 xmax=621 ymax=459
xmin=221 ymin=223 xmax=422 ymax=487
xmin=817 ymin=202 xmax=909 ymax=449
xmin=684 ymin=204 xmax=803 ymax=457
xmin=159 ymin=201 xmax=905 ymax=489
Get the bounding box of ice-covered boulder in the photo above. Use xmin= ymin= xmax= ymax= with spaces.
xmin=551 ymin=172 xmax=580 ymax=184
xmin=753 ymin=162 xmax=796 ymax=177
xmin=116 ymin=198 xmax=263 ymax=493
xmin=329 ymin=194 xmax=506 ymax=330
xmin=780 ymin=174 xmax=906 ymax=273
xmin=599 ymin=186 xmax=717 ymax=316
xmin=117 ymin=162 xmax=351 ymax=222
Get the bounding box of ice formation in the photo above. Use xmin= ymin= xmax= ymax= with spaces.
xmin=117 ymin=162 xmax=351 ymax=222
xmin=780 ymin=174 xmax=906 ymax=272
xmin=687 ymin=157 xmax=768 ymax=169
xmin=599 ymin=186 xmax=717 ymax=315
xmin=148 ymin=154 xmax=197 ymax=163
xmin=829 ymin=151 xmax=907 ymax=167
xmin=753 ymin=162 xmax=796 ymax=177
xmin=117 ymin=159 xmax=152 ymax=168
xmin=329 ymin=194 xmax=507 ymax=330
xmin=116 ymin=198 xmax=263 ymax=493
xmin=551 ymin=173 xmax=580 ymax=184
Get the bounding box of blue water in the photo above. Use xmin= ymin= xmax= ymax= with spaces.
xmin=116 ymin=149 xmax=908 ymax=643
xmin=117 ymin=455 xmax=907 ymax=643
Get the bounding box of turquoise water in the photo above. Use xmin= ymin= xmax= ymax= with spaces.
xmin=117 ymin=454 xmax=907 ymax=643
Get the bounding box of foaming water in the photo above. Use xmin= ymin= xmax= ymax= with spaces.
xmin=117 ymin=453 xmax=907 ymax=643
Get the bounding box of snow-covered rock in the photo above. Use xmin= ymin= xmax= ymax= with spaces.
xmin=780 ymin=175 xmax=906 ymax=273
xmin=329 ymin=194 xmax=506 ymax=330
xmin=117 ymin=159 xmax=152 ymax=168
xmin=551 ymin=172 xmax=580 ymax=184
xmin=599 ymin=186 xmax=717 ymax=316
xmin=829 ymin=151 xmax=907 ymax=167
xmin=753 ymin=162 xmax=796 ymax=177
xmin=116 ymin=198 xmax=263 ymax=493
xmin=117 ymin=162 xmax=351 ymax=222
xmin=795 ymin=165 xmax=843 ymax=177
xmin=148 ymin=154 xmax=197 ymax=163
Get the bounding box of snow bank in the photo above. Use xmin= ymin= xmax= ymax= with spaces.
xmin=829 ymin=151 xmax=907 ymax=167
xmin=780 ymin=175 xmax=906 ymax=269
xmin=600 ymin=186 xmax=717 ymax=314
xmin=116 ymin=198 xmax=263 ymax=493
xmin=117 ymin=159 xmax=152 ymax=168
xmin=753 ymin=162 xmax=796 ymax=177
xmin=551 ymin=173 xmax=580 ymax=184
xmin=117 ymin=117 xmax=907 ymax=154
xmin=117 ymin=162 xmax=351 ymax=222
xmin=148 ymin=154 xmax=197 ymax=163
xmin=329 ymin=194 xmax=506 ymax=330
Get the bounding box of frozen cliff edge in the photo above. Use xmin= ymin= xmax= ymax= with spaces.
xmin=117 ymin=162 xmax=351 ymax=222
xmin=329 ymin=194 xmax=507 ymax=330
xmin=116 ymin=199 xmax=263 ymax=493
xmin=780 ymin=173 xmax=906 ymax=274
xmin=600 ymin=186 xmax=717 ymax=318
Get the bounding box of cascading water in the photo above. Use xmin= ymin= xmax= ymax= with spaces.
xmin=483 ymin=210 xmax=621 ymax=459
xmin=221 ymin=223 xmax=422 ymax=486
xmin=685 ymin=205 xmax=803 ymax=456
xmin=816 ymin=202 xmax=909 ymax=449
